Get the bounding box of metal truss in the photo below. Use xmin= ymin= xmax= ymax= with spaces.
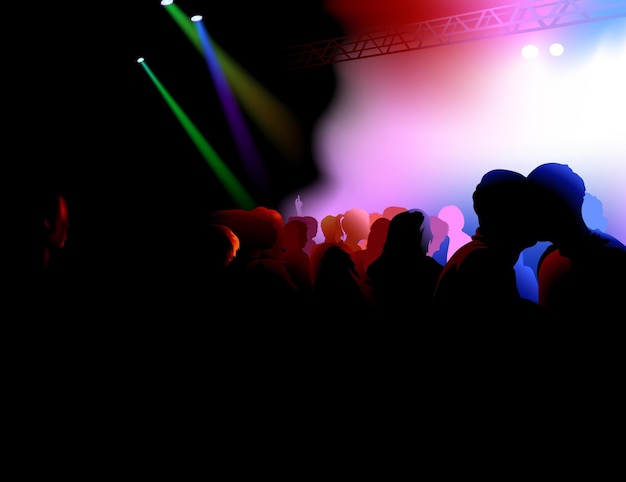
xmin=282 ymin=0 xmax=626 ymax=70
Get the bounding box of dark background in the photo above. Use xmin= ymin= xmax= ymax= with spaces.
xmin=10 ymin=1 xmax=345 ymax=298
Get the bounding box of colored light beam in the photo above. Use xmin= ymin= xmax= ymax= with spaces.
xmin=161 ymin=2 xmax=306 ymax=164
xmin=213 ymin=45 xmax=306 ymax=164
xmin=137 ymin=58 xmax=256 ymax=210
xmin=193 ymin=15 xmax=271 ymax=196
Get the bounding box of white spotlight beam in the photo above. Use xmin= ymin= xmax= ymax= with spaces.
xmin=284 ymin=0 xmax=626 ymax=69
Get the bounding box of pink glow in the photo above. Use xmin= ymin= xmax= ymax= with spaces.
xmin=279 ymin=18 xmax=626 ymax=244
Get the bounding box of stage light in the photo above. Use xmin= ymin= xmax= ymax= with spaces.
xmin=549 ymin=43 xmax=564 ymax=56
xmin=137 ymin=57 xmax=145 ymax=63
xmin=161 ymin=0 xmax=173 ymax=6
xmin=522 ymin=44 xmax=539 ymax=59
xmin=161 ymin=0 xmax=306 ymax=167
xmin=191 ymin=13 xmax=271 ymax=195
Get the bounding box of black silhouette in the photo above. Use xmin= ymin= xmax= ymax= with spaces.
xmin=432 ymin=169 xmax=545 ymax=319
xmin=366 ymin=209 xmax=443 ymax=319
xmin=527 ymin=162 xmax=626 ymax=318
xmin=311 ymin=243 xmax=377 ymax=320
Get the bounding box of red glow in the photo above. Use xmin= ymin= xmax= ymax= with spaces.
xmin=324 ymin=0 xmax=520 ymax=32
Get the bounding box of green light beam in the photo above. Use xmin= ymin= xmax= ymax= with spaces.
xmin=138 ymin=59 xmax=256 ymax=210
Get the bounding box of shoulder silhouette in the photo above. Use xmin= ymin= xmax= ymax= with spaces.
xmin=366 ymin=209 xmax=443 ymax=319
xmin=433 ymin=169 xmax=545 ymax=320
xmin=527 ymin=162 xmax=626 ymax=319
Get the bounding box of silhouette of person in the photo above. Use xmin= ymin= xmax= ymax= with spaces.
xmin=432 ymin=169 xmax=545 ymax=319
xmin=310 ymin=213 xmax=346 ymax=283
xmin=17 ymin=188 xmax=70 ymax=274
xmin=365 ymin=206 xmax=407 ymax=249
xmin=318 ymin=213 xmax=344 ymax=245
xmin=519 ymin=189 xmax=609 ymax=284
xmin=353 ymin=216 xmax=391 ymax=274
xmin=8 ymin=184 xmax=73 ymax=317
xmin=163 ymin=220 xmax=243 ymax=317
xmin=283 ymin=218 xmax=314 ymax=296
xmin=382 ymin=205 xmax=408 ymax=220
xmin=209 ymin=207 xmax=305 ymax=318
xmin=527 ymin=162 xmax=626 ymax=318
xmin=188 ymin=221 xmax=240 ymax=277
xmin=427 ymin=215 xmax=449 ymax=266
xmin=287 ymin=215 xmax=318 ymax=257
xmin=311 ymin=243 xmax=377 ymax=320
xmin=289 ymin=194 xmax=319 ymax=256
xmin=366 ymin=209 xmax=443 ymax=319
xmin=341 ymin=207 xmax=371 ymax=252
xmin=40 ymin=191 xmax=70 ymax=271
xmin=437 ymin=204 xmax=472 ymax=262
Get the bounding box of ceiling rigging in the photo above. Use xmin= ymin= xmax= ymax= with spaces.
xmin=283 ymin=0 xmax=626 ymax=70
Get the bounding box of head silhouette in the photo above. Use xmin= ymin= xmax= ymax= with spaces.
xmin=341 ymin=207 xmax=370 ymax=251
xmin=384 ymin=209 xmax=432 ymax=256
xmin=428 ymin=215 xmax=449 ymax=257
xmin=437 ymin=204 xmax=471 ymax=261
xmin=320 ymin=214 xmax=344 ymax=244
xmin=472 ymin=169 xmax=536 ymax=251
xmin=527 ymin=162 xmax=587 ymax=244
xmin=437 ymin=205 xmax=465 ymax=233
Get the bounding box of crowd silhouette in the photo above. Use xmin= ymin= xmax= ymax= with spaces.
xmin=15 ymin=162 xmax=625 ymax=329
xmin=13 ymin=3 xmax=624 ymax=454
xmin=11 ymin=159 xmax=626 ymax=424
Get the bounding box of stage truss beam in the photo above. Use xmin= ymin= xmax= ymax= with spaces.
xmin=282 ymin=0 xmax=626 ymax=70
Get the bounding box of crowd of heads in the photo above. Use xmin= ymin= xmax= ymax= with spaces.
xmin=16 ymin=162 xmax=626 ymax=325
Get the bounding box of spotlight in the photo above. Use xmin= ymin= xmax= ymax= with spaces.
xmin=521 ymin=44 xmax=539 ymax=59
xmin=161 ymin=0 xmax=173 ymax=6
xmin=549 ymin=43 xmax=564 ymax=56
xmin=137 ymin=57 xmax=145 ymax=63
xmin=191 ymin=15 xmax=203 ymax=22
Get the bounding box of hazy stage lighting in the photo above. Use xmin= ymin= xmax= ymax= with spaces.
xmin=522 ymin=44 xmax=539 ymax=59
xmin=549 ymin=43 xmax=565 ymax=56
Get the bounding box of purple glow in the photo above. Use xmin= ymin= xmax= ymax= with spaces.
xmin=195 ymin=20 xmax=270 ymax=195
xmin=279 ymin=18 xmax=626 ymax=245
